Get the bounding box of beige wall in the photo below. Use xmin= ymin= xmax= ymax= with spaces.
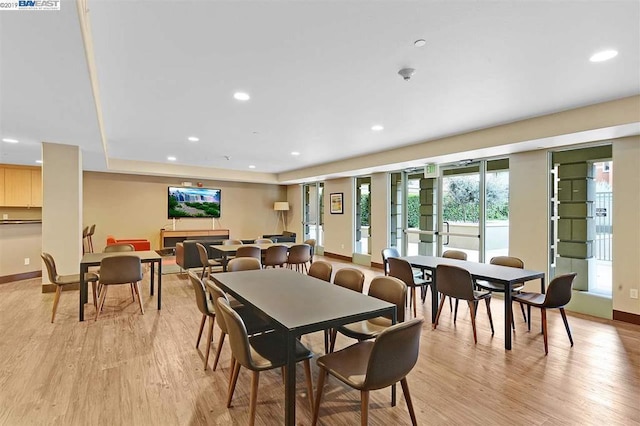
xmin=0 ymin=223 xmax=41 ymax=276
xmin=369 ymin=172 xmax=389 ymax=266
xmin=0 ymin=207 xmax=41 ymax=220
xmin=83 ymin=172 xmax=286 ymax=251
xmin=612 ymin=137 xmax=640 ymax=315
xmin=286 ymin=184 xmax=302 ymax=239
xmin=322 ymin=178 xmax=353 ymax=257
xmin=509 ymin=150 xmax=550 ymax=289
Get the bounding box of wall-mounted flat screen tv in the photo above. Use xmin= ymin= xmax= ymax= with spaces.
xmin=168 ymin=186 xmax=221 ymax=218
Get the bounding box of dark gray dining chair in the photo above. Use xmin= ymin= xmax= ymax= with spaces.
xmin=96 ymin=255 xmax=144 ymax=320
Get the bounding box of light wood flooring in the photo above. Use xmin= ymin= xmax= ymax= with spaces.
xmin=1 ymin=256 xmax=639 ymax=425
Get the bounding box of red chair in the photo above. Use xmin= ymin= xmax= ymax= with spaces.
xmin=106 ymin=235 xmax=151 ymax=251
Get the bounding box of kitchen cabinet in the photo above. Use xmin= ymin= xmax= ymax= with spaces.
xmin=0 ymin=165 xmax=42 ymax=207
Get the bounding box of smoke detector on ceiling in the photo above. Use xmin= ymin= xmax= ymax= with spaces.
xmin=398 ymin=68 xmax=416 ymax=81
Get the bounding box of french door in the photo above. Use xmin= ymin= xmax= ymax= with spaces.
xmin=302 ymin=182 xmax=324 ymax=246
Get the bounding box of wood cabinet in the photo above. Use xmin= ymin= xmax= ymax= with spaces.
xmin=0 ymin=169 xmax=4 ymax=205
xmin=0 ymin=165 xmax=42 ymax=207
xmin=160 ymin=228 xmax=230 ymax=248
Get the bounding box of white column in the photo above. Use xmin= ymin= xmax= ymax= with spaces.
xmin=41 ymin=142 xmax=82 ymax=285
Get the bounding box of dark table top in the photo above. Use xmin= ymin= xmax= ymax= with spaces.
xmin=211 ymin=268 xmax=395 ymax=334
xmin=80 ymin=250 xmax=161 ymax=266
xmin=400 ymin=255 xmax=545 ymax=284
xmin=210 ymin=242 xmax=294 ymax=254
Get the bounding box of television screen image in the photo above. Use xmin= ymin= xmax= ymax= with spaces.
xmin=168 ymin=186 xmax=221 ymax=218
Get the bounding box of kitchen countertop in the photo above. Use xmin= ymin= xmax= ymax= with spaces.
xmin=0 ymin=220 xmax=42 ymax=225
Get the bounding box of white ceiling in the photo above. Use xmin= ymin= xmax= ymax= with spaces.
xmin=1 ymin=1 xmax=639 ymax=179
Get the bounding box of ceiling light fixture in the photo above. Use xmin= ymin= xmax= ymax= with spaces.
xmin=414 ymin=39 xmax=426 ymax=47
xmin=36 ymin=160 xmax=43 ymax=164
xmin=291 ymin=151 xmax=300 ymax=156
xmin=167 ymin=156 xmax=177 ymax=161
xmin=371 ymin=125 xmax=384 ymax=131
xmin=249 ymin=165 xmax=256 ymax=169
xmin=398 ymin=68 xmax=415 ymax=81
xmin=234 ymin=92 xmax=250 ymax=101
xmin=590 ymin=49 xmax=618 ymax=62
xmin=2 ymin=138 xmax=18 ymax=143
xmin=187 ymin=136 xmax=199 ymax=142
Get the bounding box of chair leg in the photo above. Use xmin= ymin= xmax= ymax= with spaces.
xmin=559 ymin=308 xmax=574 ymax=347
xmin=520 ymin=302 xmax=527 ymax=322
xmin=433 ymin=295 xmax=447 ymax=329
xmin=249 ymin=371 xmax=260 ymax=426
xmin=95 ymin=285 xmax=109 ymax=320
xmin=303 ymin=359 xmax=314 ymax=414
xmin=135 ymin=282 xmax=144 ymax=314
xmin=468 ymin=301 xmax=478 ymax=344
xmin=541 ymin=308 xmax=548 ymax=355
xmin=448 ymin=295 xmax=452 ymax=312
xmin=227 ymin=358 xmax=241 ymax=407
xmin=212 ymin=332 xmax=226 ymax=371
xmin=323 ymin=329 xmax=329 ymax=354
xmin=51 ymin=286 xmax=62 ymax=323
xmin=411 ymin=287 xmax=417 ymax=318
xmin=510 ymin=304 xmax=516 ymax=330
xmin=91 ymin=282 xmax=98 ymax=309
xmin=203 ymin=316 xmax=215 ymax=370
xmin=312 ymin=369 xmax=327 ymax=426
xmin=484 ymin=297 xmax=494 ymax=335
xmin=527 ymin=305 xmax=532 ymax=331
xmin=130 ymin=283 xmax=136 ymax=301
xmin=329 ymin=329 xmax=338 ymax=353
xmin=196 ymin=314 xmax=206 ymax=348
xmin=361 ymin=390 xmax=369 ymax=426
xmin=400 ymin=377 xmax=418 ymax=426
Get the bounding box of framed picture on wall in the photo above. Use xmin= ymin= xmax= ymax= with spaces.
xmin=330 ymin=192 xmax=344 ymax=214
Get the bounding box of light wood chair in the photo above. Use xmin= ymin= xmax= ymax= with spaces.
xmin=196 ymin=242 xmax=222 ymax=280
xmin=263 ymin=245 xmax=288 ymax=268
xmin=442 ymin=249 xmax=468 ymax=315
xmin=218 ymin=297 xmax=314 ymax=426
xmin=287 ymin=244 xmax=311 ymax=273
xmin=313 ymin=318 xmax=423 ymax=426
xmin=330 ymin=276 xmax=407 ymax=353
xmin=308 ymin=260 xmax=332 ymax=282
xmin=433 ymin=264 xmax=494 ymax=343
xmin=254 ymin=238 xmax=273 ymax=244
xmin=388 ymin=257 xmax=430 ymax=318
xmin=475 ymin=256 xmax=527 ymax=328
xmin=95 ymin=255 xmax=144 ymax=320
xmin=513 ymin=272 xmax=577 ymax=355
xmin=41 ymin=252 xmax=99 ymax=323
xmin=235 ymin=245 xmax=261 ymax=260
xmin=205 ymin=280 xmax=273 ymax=372
xmin=187 ymin=271 xmax=217 ymax=369
xmin=227 ymin=257 xmax=261 ymax=271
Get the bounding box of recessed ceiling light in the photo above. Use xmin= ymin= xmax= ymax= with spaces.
xmin=35 ymin=160 xmax=43 ymax=164
xmin=414 ymin=39 xmax=426 ymax=47
xmin=2 ymin=138 xmax=18 ymax=143
xmin=291 ymin=151 xmax=300 ymax=156
xmin=371 ymin=125 xmax=384 ymax=131
xmin=233 ymin=92 xmax=250 ymax=101
xmin=167 ymin=156 xmax=177 ymax=161
xmin=249 ymin=165 xmax=256 ymax=169
xmin=590 ymin=49 xmax=618 ymax=62
xmin=187 ymin=136 xmax=199 ymax=142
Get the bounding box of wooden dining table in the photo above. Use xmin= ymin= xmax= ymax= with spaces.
xmin=209 ymin=242 xmax=294 ymax=271
xmin=210 ymin=268 xmax=396 ymax=425
xmin=399 ymin=255 xmax=545 ymax=350
xmin=78 ymin=250 xmax=162 ymax=321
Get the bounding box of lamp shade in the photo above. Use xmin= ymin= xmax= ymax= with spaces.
xmin=274 ymin=202 xmax=290 ymax=211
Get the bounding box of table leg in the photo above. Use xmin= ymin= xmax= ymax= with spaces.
xmin=430 ymin=271 xmax=438 ymax=323
xmin=150 ymin=261 xmax=155 ymax=296
xmin=504 ymin=282 xmax=512 ymax=350
xmin=540 ymin=277 xmax=545 ymax=333
xmin=157 ymin=260 xmax=162 ymax=310
xmin=79 ymin=264 xmax=87 ymax=321
xmin=222 ymin=255 xmax=229 ymax=272
xmin=284 ymin=333 xmax=296 ymax=425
